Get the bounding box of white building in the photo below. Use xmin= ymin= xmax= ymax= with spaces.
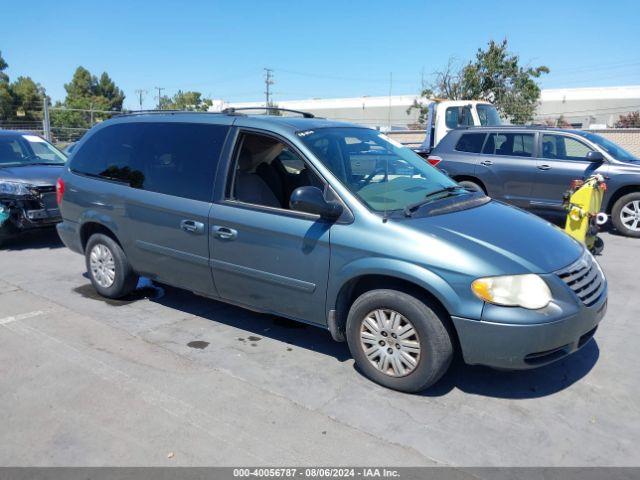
xmin=211 ymin=85 xmax=640 ymax=130
xmin=536 ymin=85 xmax=640 ymax=127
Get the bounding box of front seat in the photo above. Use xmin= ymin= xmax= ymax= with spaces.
xmin=234 ymin=151 xmax=281 ymax=208
xmin=256 ymin=162 xmax=285 ymax=206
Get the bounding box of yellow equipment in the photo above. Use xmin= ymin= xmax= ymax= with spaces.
xmin=563 ymin=174 xmax=607 ymax=254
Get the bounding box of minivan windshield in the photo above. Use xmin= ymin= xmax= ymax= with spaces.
xmin=0 ymin=134 xmax=66 ymax=167
xmin=575 ymin=131 xmax=638 ymax=162
xmin=298 ymin=127 xmax=470 ymax=213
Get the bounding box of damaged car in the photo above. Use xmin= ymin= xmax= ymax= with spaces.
xmin=0 ymin=131 xmax=66 ymax=247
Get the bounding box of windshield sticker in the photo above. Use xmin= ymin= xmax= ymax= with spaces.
xmin=378 ymin=133 xmax=405 ymax=149
xmin=297 ymin=130 xmax=314 ymax=137
xmin=22 ymin=135 xmax=46 ymax=143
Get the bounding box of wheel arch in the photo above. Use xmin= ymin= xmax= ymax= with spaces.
xmin=332 ymin=273 xmax=461 ymax=353
xmin=79 ymin=221 xmax=123 ymax=253
xmin=606 ymin=184 xmax=640 ymax=213
xmin=452 ymin=175 xmax=488 ymax=194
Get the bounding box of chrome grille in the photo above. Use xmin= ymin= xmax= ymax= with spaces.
xmin=556 ymin=252 xmax=606 ymax=307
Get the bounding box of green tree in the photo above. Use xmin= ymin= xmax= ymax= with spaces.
xmin=161 ymin=90 xmax=212 ymax=111
xmin=410 ymin=39 xmax=549 ymax=125
xmin=51 ymin=66 xmax=125 ymax=136
xmin=0 ymin=50 xmax=8 ymax=83
xmin=96 ymin=72 xmax=125 ymax=111
xmin=64 ymin=66 xmax=94 ymax=99
xmin=10 ymin=76 xmax=42 ymax=119
xmin=0 ymin=50 xmax=13 ymax=120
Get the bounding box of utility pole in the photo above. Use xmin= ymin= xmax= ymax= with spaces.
xmin=41 ymin=89 xmax=51 ymax=141
xmin=135 ymin=89 xmax=147 ymax=110
xmin=388 ymin=72 xmax=393 ymax=130
xmin=264 ymin=68 xmax=274 ymax=109
xmin=155 ymin=87 xmax=164 ymax=110
xmin=89 ymin=102 xmax=94 ymax=127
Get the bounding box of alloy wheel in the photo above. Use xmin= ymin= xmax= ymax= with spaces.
xmin=89 ymin=244 xmax=116 ymax=288
xmin=359 ymin=309 xmax=421 ymax=377
xmin=620 ymin=200 xmax=640 ymax=232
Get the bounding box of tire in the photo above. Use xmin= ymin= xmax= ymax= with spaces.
xmin=346 ymin=289 xmax=453 ymax=393
xmin=85 ymin=233 xmax=138 ymax=299
xmin=611 ymin=192 xmax=640 ymax=238
xmin=590 ymin=236 xmax=604 ymax=255
xmin=458 ymin=180 xmax=484 ymax=193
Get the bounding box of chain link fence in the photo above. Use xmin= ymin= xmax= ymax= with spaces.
xmin=0 ymin=100 xmax=123 ymax=148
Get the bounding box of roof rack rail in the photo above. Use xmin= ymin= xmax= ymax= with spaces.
xmin=221 ymin=107 xmax=315 ymax=118
xmin=116 ymin=110 xmax=222 ymax=117
xmin=456 ymin=124 xmax=555 ymax=130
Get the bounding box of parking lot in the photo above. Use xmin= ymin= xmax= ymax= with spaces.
xmin=0 ymin=228 xmax=638 ymax=466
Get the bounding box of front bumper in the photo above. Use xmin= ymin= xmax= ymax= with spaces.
xmin=452 ymin=290 xmax=607 ymax=369
xmin=0 ymin=196 xmax=61 ymax=239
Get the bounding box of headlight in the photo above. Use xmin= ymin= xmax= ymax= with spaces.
xmin=471 ymin=274 xmax=552 ymax=310
xmin=0 ymin=182 xmax=33 ymax=196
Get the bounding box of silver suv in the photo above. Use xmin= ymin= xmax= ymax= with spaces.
xmin=430 ymin=126 xmax=640 ymax=237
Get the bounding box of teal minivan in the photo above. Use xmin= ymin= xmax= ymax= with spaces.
xmin=56 ymin=109 xmax=607 ymax=392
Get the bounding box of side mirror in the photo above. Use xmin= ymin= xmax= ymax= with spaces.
xmin=290 ymin=186 xmax=343 ymax=220
xmin=586 ymin=151 xmax=604 ymax=163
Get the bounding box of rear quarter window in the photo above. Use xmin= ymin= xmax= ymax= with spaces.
xmin=70 ymin=122 xmax=229 ymax=202
xmin=454 ymin=133 xmax=486 ymax=153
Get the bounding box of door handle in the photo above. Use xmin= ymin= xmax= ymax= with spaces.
xmin=480 ymin=160 xmax=493 ymax=166
xmin=538 ymin=164 xmax=552 ymax=171
xmin=212 ymin=225 xmax=237 ymax=240
xmin=180 ymin=219 xmax=205 ymax=234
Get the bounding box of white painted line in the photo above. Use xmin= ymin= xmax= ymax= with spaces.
xmin=0 ymin=310 xmax=45 ymax=326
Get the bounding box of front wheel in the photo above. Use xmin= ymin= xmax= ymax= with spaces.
xmin=85 ymin=233 xmax=138 ymax=299
xmin=611 ymin=192 xmax=640 ymax=238
xmin=346 ymin=289 xmax=453 ymax=393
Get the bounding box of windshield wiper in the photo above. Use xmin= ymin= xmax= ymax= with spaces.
xmin=403 ymin=186 xmax=465 ymax=217
xmin=21 ymin=161 xmax=63 ymax=166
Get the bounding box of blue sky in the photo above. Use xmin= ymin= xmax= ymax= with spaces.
xmin=2 ymin=0 xmax=639 ymax=110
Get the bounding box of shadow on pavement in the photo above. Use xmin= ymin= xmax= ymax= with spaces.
xmin=76 ymin=275 xmax=599 ymax=395
xmin=152 ymin=283 xmax=352 ymax=363
xmin=419 ymin=339 xmax=599 ymax=399
xmin=0 ymin=228 xmax=63 ymax=251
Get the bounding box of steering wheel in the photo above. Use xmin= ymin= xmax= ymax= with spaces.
xmin=362 ymin=167 xmax=388 ymax=187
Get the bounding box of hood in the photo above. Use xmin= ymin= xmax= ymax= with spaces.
xmin=0 ymin=164 xmax=64 ymax=187
xmin=402 ymin=200 xmax=583 ymax=274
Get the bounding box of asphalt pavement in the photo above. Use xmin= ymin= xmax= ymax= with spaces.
xmin=0 ymin=229 xmax=638 ymax=466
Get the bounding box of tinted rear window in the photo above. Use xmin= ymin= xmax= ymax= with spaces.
xmin=454 ymin=133 xmax=486 ymax=153
xmin=70 ymin=122 xmax=229 ymax=201
xmin=483 ymin=132 xmax=534 ymax=157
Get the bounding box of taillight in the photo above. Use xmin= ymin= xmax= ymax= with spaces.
xmin=56 ymin=178 xmax=65 ymax=205
xmin=427 ymin=155 xmax=442 ymax=167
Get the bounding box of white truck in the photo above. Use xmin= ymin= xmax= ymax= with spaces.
xmin=416 ymin=100 xmax=502 ymax=154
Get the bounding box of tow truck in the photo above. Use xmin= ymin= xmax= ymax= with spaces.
xmin=412 ymin=100 xmax=502 ymax=163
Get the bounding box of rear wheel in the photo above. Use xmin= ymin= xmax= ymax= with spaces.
xmin=346 ymin=289 xmax=453 ymax=393
xmin=458 ymin=180 xmax=484 ymax=193
xmin=85 ymin=233 xmax=138 ymax=298
xmin=612 ymin=192 xmax=640 ymax=238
